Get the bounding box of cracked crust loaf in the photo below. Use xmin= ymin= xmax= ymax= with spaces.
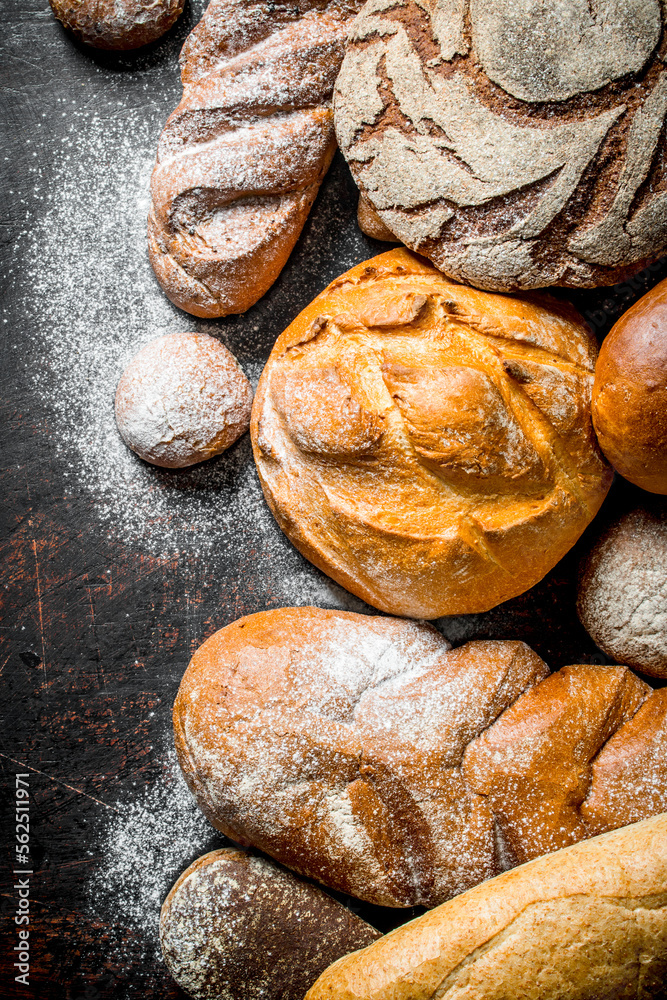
xmin=250 ymin=249 xmax=612 ymax=618
xmin=160 ymin=849 xmax=380 ymax=999
xmin=49 ymin=0 xmax=184 ymax=49
xmin=148 ymin=0 xmax=363 ymax=318
xmin=173 ymin=607 xmax=667 ymax=908
xmin=306 ymin=814 xmax=667 ymax=1000
xmin=334 ymin=0 xmax=667 ymax=291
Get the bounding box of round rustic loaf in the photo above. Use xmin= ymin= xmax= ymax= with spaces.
xmin=578 ymin=508 xmax=667 ymax=678
xmin=334 ymin=0 xmax=667 ymax=291
xmin=592 ymin=277 xmax=667 ymax=494
xmin=115 ymin=332 xmax=252 ymax=468
xmin=251 ymin=249 xmax=611 ymax=618
xmin=49 ymin=0 xmax=183 ymax=49
xmin=160 ymin=848 xmax=380 ymax=1000
xmin=305 ymin=815 xmax=667 ymax=1000
xmin=174 ymin=607 xmax=667 ymax=909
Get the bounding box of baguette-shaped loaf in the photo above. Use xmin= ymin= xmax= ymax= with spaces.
xmin=148 ymin=0 xmax=363 ymax=318
xmin=174 ymin=607 xmax=667 ymax=908
xmin=306 ymin=814 xmax=667 ymax=1000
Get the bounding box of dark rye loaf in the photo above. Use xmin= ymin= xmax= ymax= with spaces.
xmin=334 ymin=0 xmax=667 ymax=291
xmin=160 ymin=849 xmax=380 ymax=999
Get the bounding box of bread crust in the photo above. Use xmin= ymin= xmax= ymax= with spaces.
xmin=251 ymin=249 xmax=612 ymax=618
xmin=160 ymin=848 xmax=380 ymax=999
xmin=49 ymin=0 xmax=184 ymax=49
xmin=592 ymin=276 xmax=667 ymax=494
xmin=334 ymin=0 xmax=667 ymax=291
xmin=305 ymin=814 xmax=667 ymax=1000
xmin=577 ymin=508 xmax=667 ymax=678
xmin=173 ymin=607 xmax=667 ymax=908
xmin=147 ymin=0 xmax=363 ymax=318
xmin=114 ymin=332 xmax=252 ymax=468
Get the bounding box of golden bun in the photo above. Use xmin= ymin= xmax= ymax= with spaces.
xmin=592 ymin=277 xmax=667 ymax=494
xmin=251 ymin=250 xmax=612 ymax=617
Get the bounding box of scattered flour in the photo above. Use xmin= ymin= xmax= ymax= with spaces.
xmin=12 ymin=89 xmax=367 ymax=609
xmin=89 ymin=742 xmax=221 ymax=959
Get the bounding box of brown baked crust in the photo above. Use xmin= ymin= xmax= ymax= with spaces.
xmin=592 ymin=277 xmax=667 ymax=494
xmin=334 ymin=0 xmax=667 ymax=291
xmin=305 ymin=814 xmax=667 ymax=1000
xmin=147 ymin=0 xmax=363 ymax=318
xmin=357 ymin=197 xmax=398 ymax=242
xmin=251 ymin=249 xmax=612 ymax=618
xmin=173 ymin=607 xmax=667 ymax=908
xmin=49 ymin=0 xmax=184 ymax=49
xmin=577 ymin=508 xmax=667 ymax=678
xmin=114 ymin=332 xmax=252 ymax=468
xmin=160 ymin=848 xmax=380 ymax=999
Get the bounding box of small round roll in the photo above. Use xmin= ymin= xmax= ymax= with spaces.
xmin=115 ymin=332 xmax=252 ymax=469
xmin=160 ymin=848 xmax=380 ymax=1000
xmin=49 ymin=0 xmax=184 ymax=50
xmin=578 ymin=507 xmax=667 ymax=678
xmin=592 ymin=277 xmax=667 ymax=494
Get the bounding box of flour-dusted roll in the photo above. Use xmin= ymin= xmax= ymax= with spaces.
xmin=148 ymin=0 xmax=363 ymax=318
xmin=115 ymin=332 xmax=252 ymax=468
xmin=173 ymin=607 xmax=667 ymax=908
xmin=306 ymin=814 xmax=667 ymax=1000
xmin=251 ymin=249 xmax=612 ymax=618
xmin=160 ymin=849 xmax=380 ymax=1000
xmin=50 ymin=0 xmax=184 ymax=49
xmin=334 ymin=0 xmax=667 ymax=292
xmin=578 ymin=508 xmax=667 ymax=678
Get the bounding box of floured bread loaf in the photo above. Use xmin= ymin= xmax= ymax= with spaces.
xmin=251 ymin=250 xmax=611 ymax=618
xmin=174 ymin=607 xmax=667 ymax=908
xmin=148 ymin=0 xmax=363 ymax=318
xmin=306 ymin=815 xmax=667 ymax=1000
xmin=334 ymin=0 xmax=667 ymax=291
xmin=160 ymin=849 xmax=380 ymax=999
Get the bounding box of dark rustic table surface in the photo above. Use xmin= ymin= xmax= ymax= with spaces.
xmin=1 ymin=2 xmax=666 ymax=998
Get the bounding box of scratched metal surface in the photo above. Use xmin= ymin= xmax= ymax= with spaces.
xmin=1 ymin=2 xmax=666 ymax=997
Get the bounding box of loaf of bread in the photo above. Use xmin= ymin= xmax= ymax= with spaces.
xmin=114 ymin=332 xmax=252 ymax=468
xmin=592 ymin=276 xmax=667 ymax=494
xmin=251 ymin=249 xmax=611 ymax=618
xmin=160 ymin=848 xmax=380 ymax=999
xmin=49 ymin=0 xmax=183 ymax=49
xmin=578 ymin=508 xmax=667 ymax=678
xmin=334 ymin=0 xmax=667 ymax=292
xmin=174 ymin=607 xmax=667 ymax=908
xmin=306 ymin=814 xmax=667 ymax=1000
xmin=148 ymin=0 xmax=363 ymax=318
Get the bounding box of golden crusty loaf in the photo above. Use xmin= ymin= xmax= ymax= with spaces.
xmin=306 ymin=814 xmax=667 ymax=1000
xmin=174 ymin=607 xmax=667 ymax=908
xmin=49 ymin=0 xmax=183 ymax=49
xmin=160 ymin=849 xmax=380 ymax=999
xmin=251 ymin=250 xmax=612 ymax=617
xmin=592 ymin=276 xmax=667 ymax=494
xmin=148 ymin=0 xmax=363 ymax=318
